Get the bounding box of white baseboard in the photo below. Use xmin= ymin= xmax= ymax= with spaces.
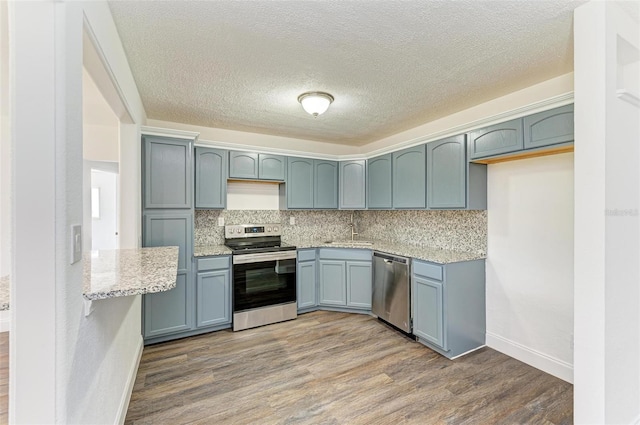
xmin=114 ymin=336 xmax=143 ymax=425
xmin=486 ymin=332 xmax=573 ymax=384
xmin=0 ymin=310 xmax=10 ymax=333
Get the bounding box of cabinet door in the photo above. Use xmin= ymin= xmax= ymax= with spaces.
xmin=339 ymin=160 xmax=366 ymax=209
xmin=468 ymin=118 xmax=523 ymax=159
xmin=143 ymin=136 xmax=192 ymax=209
xmin=144 ymin=272 xmax=192 ymax=337
xmin=314 ymin=160 xmax=338 ymax=209
xmin=427 ymin=135 xmax=466 ymax=209
xmin=143 ymin=213 xmax=192 ymax=272
xmin=229 ymin=151 xmax=259 ymax=179
xmin=524 ymin=104 xmax=574 ymax=149
xmin=259 ymin=154 xmax=286 ymax=181
xmin=196 ymin=269 xmax=231 ymax=328
xmin=297 ymin=260 xmax=317 ymax=309
xmin=413 ymin=275 xmax=445 ymax=349
xmin=195 ymin=147 xmax=227 ymax=209
xmin=346 ymin=261 xmax=372 ymax=309
xmin=287 ymin=157 xmax=314 ymax=208
xmin=367 ymin=154 xmax=392 ymax=209
xmin=318 ymin=260 xmax=346 ymax=306
xmin=393 ymin=145 xmax=426 ymax=208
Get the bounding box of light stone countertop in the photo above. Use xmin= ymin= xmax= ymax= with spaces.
xmin=0 ymin=275 xmax=9 ymax=311
xmin=285 ymin=238 xmax=485 ymax=264
xmin=193 ymin=244 xmax=232 ymax=257
xmin=83 ymin=247 xmax=179 ymax=301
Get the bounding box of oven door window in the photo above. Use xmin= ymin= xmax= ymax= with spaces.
xmin=234 ymin=258 xmax=296 ymax=312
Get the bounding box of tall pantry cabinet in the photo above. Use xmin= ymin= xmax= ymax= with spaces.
xmin=141 ymin=134 xmax=195 ymax=340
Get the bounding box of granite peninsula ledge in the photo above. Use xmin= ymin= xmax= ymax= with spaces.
xmin=83 ymin=246 xmax=179 ymax=301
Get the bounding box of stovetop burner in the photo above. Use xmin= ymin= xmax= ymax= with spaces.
xmin=224 ymin=223 xmax=296 ymax=255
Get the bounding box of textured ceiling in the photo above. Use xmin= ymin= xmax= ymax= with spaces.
xmin=108 ymin=0 xmax=583 ymax=146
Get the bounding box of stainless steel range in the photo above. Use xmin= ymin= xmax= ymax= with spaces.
xmin=225 ymin=224 xmax=297 ymax=331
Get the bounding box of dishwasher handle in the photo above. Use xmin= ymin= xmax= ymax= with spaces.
xmin=373 ymin=251 xmax=409 ymax=264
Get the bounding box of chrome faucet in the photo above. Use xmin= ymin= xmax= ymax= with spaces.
xmin=349 ymin=212 xmax=358 ymax=241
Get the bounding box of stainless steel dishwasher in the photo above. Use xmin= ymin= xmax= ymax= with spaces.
xmin=372 ymin=251 xmax=411 ymax=333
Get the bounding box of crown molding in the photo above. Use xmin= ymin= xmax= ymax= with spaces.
xmin=141 ymin=126 xmax=200 ymax=142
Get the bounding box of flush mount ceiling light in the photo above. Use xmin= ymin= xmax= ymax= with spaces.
xmin=297 ymin=92 xmax=334 ymax=117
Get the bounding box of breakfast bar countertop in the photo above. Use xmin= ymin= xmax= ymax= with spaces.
xmin=83 ymin=246 xmax=180 ymax=301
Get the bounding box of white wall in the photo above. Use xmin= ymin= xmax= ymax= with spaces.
xmin=227 ymin=181 xmax=280 ymax=210
xmin=91 ymin=169 xmax=118 ymax=250
xmin=574 ymin=1 xmax=640 ymax=424
xmin=11 ymin=2 xmax=147 ymax=424
xmin=486 ymin=153 xmax=574 ymax=383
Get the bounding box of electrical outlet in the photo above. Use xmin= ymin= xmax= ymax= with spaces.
xmin=218 ymin=217 xmax=225 ymax=226
xmin=70 ymin=224 xmax=82 ymax=264
xmin=290 ymin=216 xmax=295 ymax=225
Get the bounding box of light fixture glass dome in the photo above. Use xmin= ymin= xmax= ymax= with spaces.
xmin=298 ymin=92 xmax=334 ymax=117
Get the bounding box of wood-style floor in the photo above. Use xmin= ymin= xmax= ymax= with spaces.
xmin=126 ymin=311 xmax=573 ymax=425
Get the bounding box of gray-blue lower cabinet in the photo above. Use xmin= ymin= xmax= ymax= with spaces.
xmin=318 ymin=248 xmax=372 ymax=310
xmin=142 ymin=212 xmax=194 ymax=340
xmin=297 ymin=249 xmax=317 ymax=311
xmin=318 ymin=260 xmax=347 ymax=306
xmin=412 ymin=258 xmax=486 ymax=359
xmin=144 ymin=272 xmax=192 ymax=338
xmin=196 ymin=255 xmax=231 ymax=328
xmin=346 ymin=261 xmax=372 ymax=309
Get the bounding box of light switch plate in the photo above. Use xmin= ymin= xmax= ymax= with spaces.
xmin=71 ymin=224 xmax=82 ymax=264
xmin=218 ymin=217 xmax=225 ymax=226
xmin=289 ymin=216 xmax=295 ymax=225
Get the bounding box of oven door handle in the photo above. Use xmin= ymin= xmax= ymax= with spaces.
xmin=233 ymin=250 xmax=297 ymax=265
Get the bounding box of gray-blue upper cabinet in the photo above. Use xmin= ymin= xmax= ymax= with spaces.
xmin=229 ymin=151 xmax=286 ymax=181
xmin=427 ymin=135 xmax=466 ymax=209
xmin=143 ymin=136 xmax=193 ymax=209
xmin=524 ymin=104 xmax=574 ymax=149
xmin=392 ymin=145 xmax=426 ymax=209
xmin=286 ymin=157 xmax=315 ymax=208
xmin=285 ymin=157 xmax=338 ymax=209
xmin=258 ymin=154 xmax=286 ymax=180
xmin=339 ymin=160 xmax=366 ymax=210
xmin=195 ymin=147 xmax=227 ymax=209
xmin=367 ymin=154 xmax=393 ymax=209
xmin=468 ymin=118 xmax=523 ymax=160
xmin=229 ymin=151 xmax=259 ymax=179
xmin=314 ymin=160 xmax=338 ymax=209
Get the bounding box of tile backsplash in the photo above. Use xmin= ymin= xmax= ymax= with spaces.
xmin=195 ymin=209 xmax=486 ymax=254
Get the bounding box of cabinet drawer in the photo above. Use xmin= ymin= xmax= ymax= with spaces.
xmin=297 ymin=249 xmax=316 ymax=262
xmin=413 ymin=260 xmax=443 ymax=281
xmin=318 ymin=248 xmax=372 ymax=261
xmin=197 ymin=256 xmax=230 ymax=272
